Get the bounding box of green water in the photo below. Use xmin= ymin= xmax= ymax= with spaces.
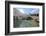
xmin=14 ymin=20 xmax=39 ymax=28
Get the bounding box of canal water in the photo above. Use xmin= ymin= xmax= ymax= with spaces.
xmin=14 ymin=20 xmax=39 ymax=28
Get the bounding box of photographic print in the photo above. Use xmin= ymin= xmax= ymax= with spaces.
xmin=5 ymin=1 xmax=45 ymax=35
xmin=13 ymin=8 xmax=39 ymax=28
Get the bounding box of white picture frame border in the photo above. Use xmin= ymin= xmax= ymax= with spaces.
xmin=10 ymin=4 xmax=43 ymax=32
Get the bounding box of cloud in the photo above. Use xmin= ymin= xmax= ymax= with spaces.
xmin=16 ymin=8 xmax=39 ymax=15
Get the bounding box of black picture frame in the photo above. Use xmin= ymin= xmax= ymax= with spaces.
xmin=5 ymin=1 xmax=45 ymax=35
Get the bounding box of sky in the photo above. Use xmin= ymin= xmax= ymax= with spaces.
xmin=16 ymin=8 xmax=39 ymax=15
